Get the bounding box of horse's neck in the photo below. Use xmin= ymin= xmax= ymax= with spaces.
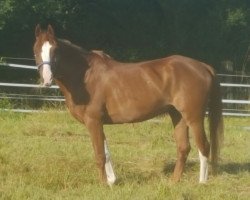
xmin=55 ymin=79 xmax=87 ymax=123
xmin=55 ymin=77 xmax=89 ymax=107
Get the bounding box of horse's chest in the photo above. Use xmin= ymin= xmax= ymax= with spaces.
xmin=66 ymin=101 xmax=86 ymax=123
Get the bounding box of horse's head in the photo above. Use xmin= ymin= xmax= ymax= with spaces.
xmin=33 ymin=24 xmax=57 ymax=87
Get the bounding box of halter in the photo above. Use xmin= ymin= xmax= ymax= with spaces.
xmin=37 ymin=61 xmax=51 ymax=70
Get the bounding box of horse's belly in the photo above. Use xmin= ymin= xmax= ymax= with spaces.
xmin=105 ymin=99 xmax=167 ymax=124
xmin=104 ymin=73 xmax=171 ymax=123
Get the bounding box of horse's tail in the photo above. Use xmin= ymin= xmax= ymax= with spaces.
xmin=208 ymin=74 xmax=224 ymax=174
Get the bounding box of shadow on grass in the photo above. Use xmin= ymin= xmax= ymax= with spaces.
xmin=163 ymin=161 xmax=250 ymax=175
xmin=162 ymin=161 xmax=198 ymax=175
xmin=116 ymin=161 xmax=198 ymax=185
xmin=115 ymin=161 xmax=250 ymax=185
xmin=220 ymin=162 xmax=250 ymax=174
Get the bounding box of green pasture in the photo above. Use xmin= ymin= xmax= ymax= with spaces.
xmin=0 ymin=110 xmax=249 ymax=199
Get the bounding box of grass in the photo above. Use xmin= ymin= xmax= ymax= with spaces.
xmin=0 ymin=110 xmax=249 ymax=199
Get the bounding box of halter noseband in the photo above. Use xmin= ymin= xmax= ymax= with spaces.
xmin=37 ymin=61 xmax=51 ymax=70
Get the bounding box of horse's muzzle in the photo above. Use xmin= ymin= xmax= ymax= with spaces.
xmin=43 ymin=81 xmax=53 ymax=87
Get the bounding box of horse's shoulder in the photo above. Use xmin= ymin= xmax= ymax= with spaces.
xmin=85 ymin=51 xmax=114 ymax=82
xmin=87 ymin=50 xmax=115 ymax=72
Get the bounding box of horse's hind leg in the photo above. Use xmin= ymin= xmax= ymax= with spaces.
xmin=188 ymin=118 xmax=210 ymax=183
xmin=169 ymin=108 xmax=190 ymax=182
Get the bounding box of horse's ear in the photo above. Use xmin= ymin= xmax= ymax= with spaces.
xmin=47 ymin=24 xmax=55 ymax=38
xmin=35 ymin=24 xmax=42 ymax=37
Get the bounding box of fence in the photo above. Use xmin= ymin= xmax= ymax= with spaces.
xmin=218 ymin=73 xmax=250 ymax=117
xmin=0 ymin=63 xmax=250 ymax=117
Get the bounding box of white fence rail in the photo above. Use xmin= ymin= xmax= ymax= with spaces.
xmin=220 ymin=83 xmax=250 ymax=88
xmin=0 ymin=82 xmax=59 ymax=89
xmin=1 ymin=63 xmax=250 ymax=117
xmin=3 ymin=63 xmax=37 ymax=70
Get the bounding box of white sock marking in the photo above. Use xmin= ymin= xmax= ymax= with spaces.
xmin=41 ymin=41 xmax=53 ymax=85
xmin=104 ymin=140 xmax=116 ymax=186
xmin=199 ymin=150 xmax=208 ymax=183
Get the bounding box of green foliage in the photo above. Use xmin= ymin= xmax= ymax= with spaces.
xmin=0 ymin=0 xmax=250 ymax=71
xmin=0 ymin=0 xmax=14 ymax=30
xmin=0 ymin=112 xmax=249 ymax=199
xmin=0 ymin=96 xmax=12 ymax=109
xmin=226 ymin=8 xmax=247 ymax=27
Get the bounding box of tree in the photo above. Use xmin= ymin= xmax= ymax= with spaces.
xmin=0 ymin=0 xmax=249 ymax=72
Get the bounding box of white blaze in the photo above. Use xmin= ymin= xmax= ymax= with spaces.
xmin=41 ymin=41 xmax=53 ymax=86
xmin=104 ymin=140 xmax=116 ymax=186
xmin=199 ymin=150 xmax=208 ymax=183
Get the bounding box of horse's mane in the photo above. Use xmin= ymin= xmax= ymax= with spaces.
xmin=58 ymin=39 xmax=112 ymax=60
xmin=91 ymin=50 xmax=112 ymax=59
xmin=58 ymin=39 xmax=89 ymax=55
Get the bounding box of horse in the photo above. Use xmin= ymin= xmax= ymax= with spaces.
xmin=33 ymin=24 xmax=223 ymax=185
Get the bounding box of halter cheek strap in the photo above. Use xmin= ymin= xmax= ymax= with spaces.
xmin=37 ymin=61 xmax=51 ymax=70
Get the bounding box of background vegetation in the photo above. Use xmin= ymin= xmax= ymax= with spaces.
xmin=0 ymin=111 xmax=249 ymax=199
xmin=0 ymin=0 xmax=250 ymax=76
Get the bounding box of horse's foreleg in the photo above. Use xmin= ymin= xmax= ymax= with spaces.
xmin=85 ymin=117 xmax=116 ymax=185
xmin=104 ymin=140 xmax=116 ymax=185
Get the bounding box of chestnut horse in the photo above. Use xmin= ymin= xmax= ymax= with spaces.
xmin=33 ymin=25 xmax=223 ymax=185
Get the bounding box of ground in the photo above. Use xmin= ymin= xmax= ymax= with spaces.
xmin=0 ymin=111 xmax=249 ymax=199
